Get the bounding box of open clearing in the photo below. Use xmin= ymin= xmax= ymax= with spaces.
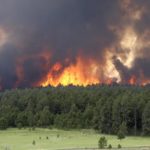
xmin=0 ymin=128 xmax=150 ymax=150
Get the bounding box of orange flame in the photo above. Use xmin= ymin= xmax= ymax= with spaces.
xmin=129 ymin=75 xmax=137 ymax=85
xmin=40 ymin=57 xmax=101 ymax=87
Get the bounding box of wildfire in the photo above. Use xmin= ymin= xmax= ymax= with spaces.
xmin=9 ymin=49 xmax=150 ymax=88
xmin=40 ymin=57 xmax=101 ymax=87
xmin=19 ymin=51 xmax=149 ymax=88
xmin=129 ymin=75 xmax=137 ymax=85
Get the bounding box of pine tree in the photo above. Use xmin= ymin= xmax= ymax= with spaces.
xmin=117 ymin=122 xmax=127 ymax=140
xmin=142 ymin=102 xmax=150 ymax=135
xmin=98 ymin=136 xmax=107 ymax=149
xmin=0 ymin=117 xmax=8 ymax=130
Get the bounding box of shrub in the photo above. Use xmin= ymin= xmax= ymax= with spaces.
xmin=46 ymin=136 xmax=49 ymax=139
xmin=17 ymin=123 xmax=22 ymax=129
xmin=98 ymin=136 xmax=107 ymax=149
xmin=118 ymin=144 xmax=122 ymax=149
xmin=108 ymin=144 xmax=112 ymax=149
xmin=32 ymin=140 xmax=36 ymax=145
xmin=57 ymin=134 xmax=60 ymax=138
xmin=117 ymin=130 xmax=125 ymax=140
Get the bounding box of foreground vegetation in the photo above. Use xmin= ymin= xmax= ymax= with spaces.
xmin=0 ymin=85 xmax=150 ymax=136
xmin=0 ymin=128 xmax=150 ymax=150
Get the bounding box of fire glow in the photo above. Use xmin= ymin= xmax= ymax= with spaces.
xmin=39 ymin=56 xmax=101 ymax=87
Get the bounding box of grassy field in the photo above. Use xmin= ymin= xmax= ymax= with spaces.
xmin=0 ymin=128 xmax=150 ymax=150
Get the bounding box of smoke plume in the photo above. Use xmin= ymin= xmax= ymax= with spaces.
xmin=0 ymin=0 xmax=150 ymax=89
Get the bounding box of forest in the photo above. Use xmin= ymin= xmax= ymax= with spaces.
xmin=0 ymin=84 xmax=150 ymax=136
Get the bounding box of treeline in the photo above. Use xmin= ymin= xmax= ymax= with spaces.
xmin=0 ymin=85 xmax=150 ymax=135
